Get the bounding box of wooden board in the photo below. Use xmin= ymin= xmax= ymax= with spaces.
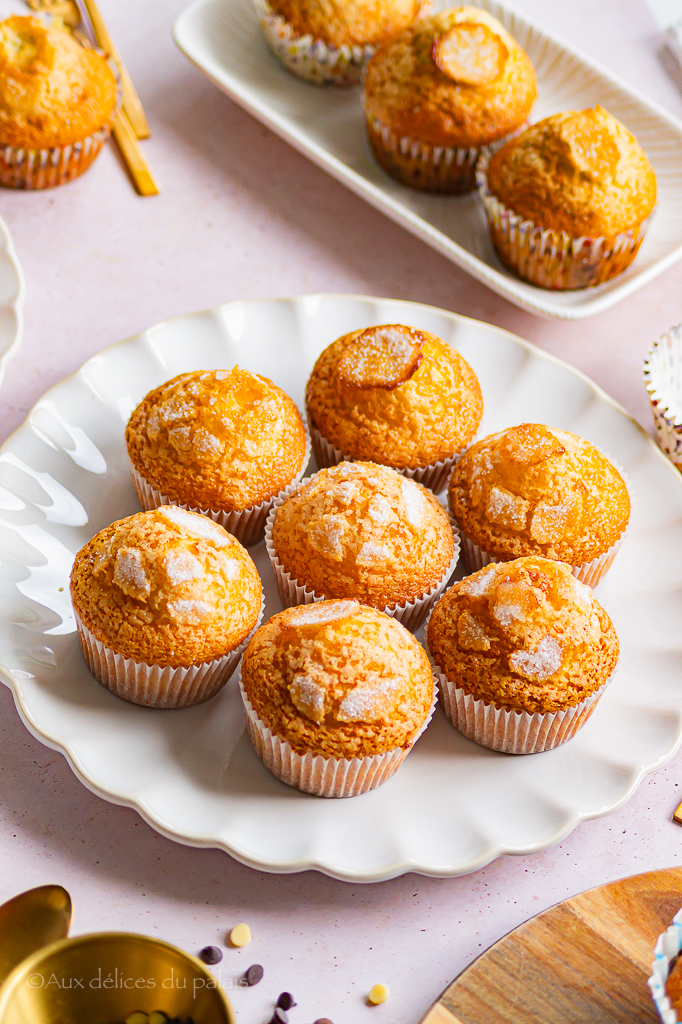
xmin=420 ymin=866 xmax=682 ymax=1024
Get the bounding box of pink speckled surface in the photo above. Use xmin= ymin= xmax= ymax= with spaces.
xmin=2 ymin=2 xmax=682 ymax=1022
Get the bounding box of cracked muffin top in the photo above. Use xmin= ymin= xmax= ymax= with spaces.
xmin=242 ymin=599 xmax=434 ymax=758
xmin=427 ymin=556 xmax=618 ymax=714
xmin=305 ymin=324 xmax=483 ymax=470
xmin=272 ymin=462 xmax=456 ymax=609
xmin=126 ymin=367 xmax=308 ymax=512
xmin=0 ymin=16 xmax=117 ymax=148
xmin=486 ymin=106 xmax=657 ymax=238
xmin=448 ymin=423 xmax=630 ymax=566
xmin=363 ymin=7 xmax=536 ymax=148
xmin=267 ymin=0 xmax=426 ymax=48
xmin=70 ymin=507 xmax=262 ymax=666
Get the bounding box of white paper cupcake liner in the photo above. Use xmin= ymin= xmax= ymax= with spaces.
xmin=0 ymin=123 xmax=113 ymax=190
xmin=129 ymin=420 xmax=311 ymax=547
xmin=476 ymin=151 xmax=653 ymax=289
xmin=264 ymin=474 xmax=460 ymax=632
xmin=649 ymin=908 xmax=682 ymax=1023
xmin=644 ymin=325 xmax=682 ymax=472
xmin=74 ymin=594 xmax=264 ymax=709
xmin=424 ymin=606 xmax=615 ymax=754
xmin=238 ymin=668 xmax=438 ymax=797
xmin=454 ymin=452 xmax=632 ymax=588
xmin=309 ymin=421 xmax=464 ymax=495
xmin=253 ymin=0 xmax=375 ymax=86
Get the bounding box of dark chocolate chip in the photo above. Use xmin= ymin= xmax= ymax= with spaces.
xmin=313 ymin=1019 xmax=334 ymax=1024
xmin=244 ymin=963 xmax=264 ymax=986
xmin=277 ymin=992 xmax=296 ymax=1009
xmin=198 ymin=945 xmax=223 ymax=965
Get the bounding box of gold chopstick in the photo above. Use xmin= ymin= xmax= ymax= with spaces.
xmin=112 ymin=110 xmax=159 ymax=197
xmin=81 ymin=0 xmax=150 ymax=140
xmin=673 ymin=799 xmax=682 ymax=825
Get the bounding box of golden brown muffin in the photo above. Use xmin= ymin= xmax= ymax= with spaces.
xmin=126 ymin=367 xmax=308 ymax=513
xmin=448 ymin=424 xmax=630 ymax=569
xmin=0 ymin=16 xmax=117 ymax=150
xmin=305 ymin=324 xmax=483 ymax=483
xmin=427 ymin=557 xmax=619 ymax=714
xmin=71 ymin=507 xmax=262 ymax=667
xmin=242 ymin=599 xmax=434 ymax=758
xmin=363 ymin=7 xmax=536 ymax=192
xmin=271 ymin=462 xmax=456 ymax=609
xmin=667 ymin=956 xmax=682 ymax=1013
xmin=268 ymin=0 xmax=425 ymax=47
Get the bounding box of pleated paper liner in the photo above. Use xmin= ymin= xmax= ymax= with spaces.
xmin=476 ymin=150 xmax=652 ymax=290
xmin=253 ymin=0 xmax=375 ymax=86
xmin=265 ymin=475 xmax=461 ymax=632
xmin=309 ymin=421 xmax=463 ymax=495
xmin=649 ymin=907 xmax=682 ymax=1023
xmin=129 ymin=419 xmax=311 ymax=547
xmin=239 ymin=669 xmax=438 ymax=797
xmin=645 ymin=325 xmax=682 ymax=472
xmin=74 ymin=594 xmax=264 ymax=709
xmin=0 ymin=124 xmax=113 ymax=190
xmin=424 ymin=606 xmax=615 ymax=755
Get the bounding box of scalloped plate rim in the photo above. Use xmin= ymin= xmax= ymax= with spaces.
xmin=0 ymin=214 xmax=25 ymax=389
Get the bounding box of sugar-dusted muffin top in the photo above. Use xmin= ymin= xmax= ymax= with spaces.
xmin=448 ymin=423 xmax=630 ymax=566
xmin=305 ymin=324 xmax=483 ymax=469
xmin=126 ymin=368 xmax=308 ymax=512
xmin=427 ymin=557 xmax=618 ymax=714
xmin=487 ymin=106 xmax=657 ymax=239
xmin=0 ymin=16 xmax=118 ymax=149
xmin=273 ymin=462 xmax=455 ymax=608
xmin=242 ymin=599 xmax=434 ymax=757
xmin=269 ymin=0 xmax=425 ymax=47
xmin=70 ymin=508 xmax=262 ymax=667
xmin=363 ymin=7 xmax=537 ymax=148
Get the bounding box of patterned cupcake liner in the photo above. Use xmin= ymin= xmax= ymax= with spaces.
xmin=476 ymin=150 xmax=652 ymax=289
xmin=264 ymin=474 xmax=461 ymax=632
xmin=253 ymin=0 xmax=375 ymax=86
xmin=0 ymin=122 xmax=113 ymax=190
xmin=129 ymin=419 xmax=311 ymax=548
xmin=649 ymin=908 xmax=682 ymax=1023
xmin=309 ymin=421 xmax=465 ymax=495
xmin=644 ymin=325 xmax=682 ymax=472
xmin=74 ymin=594 xmax=264 ymax=709
xmin=424 ymin=606 xmax=615 ymax=754
xmin=238 ymin=668 xmax=438 ymax=797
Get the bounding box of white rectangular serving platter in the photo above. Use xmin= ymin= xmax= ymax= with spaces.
xmin=174 ymin=0 xmax=682 ymax=321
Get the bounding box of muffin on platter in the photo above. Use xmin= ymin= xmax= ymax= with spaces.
xmin=426 ymin=556 xmax=619 ymax=753
xmin=267 ymin=461 xmax=459 ymax=631
xmin=363 ymin=6 xmax=537 ymax=192
xmin=240 ymin=599 xmax=436 ymax=796
xmin=254 ymin=0 xmax=428 ymax=86
xmin=448 ymin=423 xmax=630 ymax=587
xmin=126 ymin=367 xmax=310 ymax=546
xmin=305 ymin=323 xmax=483 ymax=492
xmin=0 ymin=15 xmax=118 ymax=189
xmin=70 ymin=507 xmax=263 ymax=708
xmin=477 ymin=105 xmax=657 ymax=289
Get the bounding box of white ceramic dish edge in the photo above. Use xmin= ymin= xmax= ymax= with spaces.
xmin=0 ymin=214 xmax=25 ymax=389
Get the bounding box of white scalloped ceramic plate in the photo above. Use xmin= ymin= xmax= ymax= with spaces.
xmin=174 ymin=0 xmax=682 ymax=321
xmin=1 ymin=295 xmax=682 ymax=882
xmin=0 ymin=214 xmax=24 ymax=388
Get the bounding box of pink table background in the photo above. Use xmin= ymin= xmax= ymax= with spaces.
xmin=2 ymin=1 xmax=682 ymax=1021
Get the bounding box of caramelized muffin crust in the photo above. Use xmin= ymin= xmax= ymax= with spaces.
xmin=448 ymin=423 xmax=630 ymax=565
xmin=306 ymin=325 xmax=483 ymax=469
xmin=126 ymin=367 xmax=307 ymax=512
xmin=0 ymin=16 xmax=117 ymax=148
xmin=363 ymin=7 xmax=536 ymax=148
xmin=487 ymin=106 xmax=657 ymax=239
xmin=268 ymin=0 xmax=425 ymax=47
xmin=427 ymin=557 xmax=618 ymax=714
xmin=70 ymin=508 xmax=262 ymax=666
xmin=272 ymin=462 xmax=455 ymax=608
xmin=242 ymin=600 xmax=434 ymax=758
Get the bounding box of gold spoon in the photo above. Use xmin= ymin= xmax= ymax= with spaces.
xmin=0 ymin=886 xmax=72 ymax=986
